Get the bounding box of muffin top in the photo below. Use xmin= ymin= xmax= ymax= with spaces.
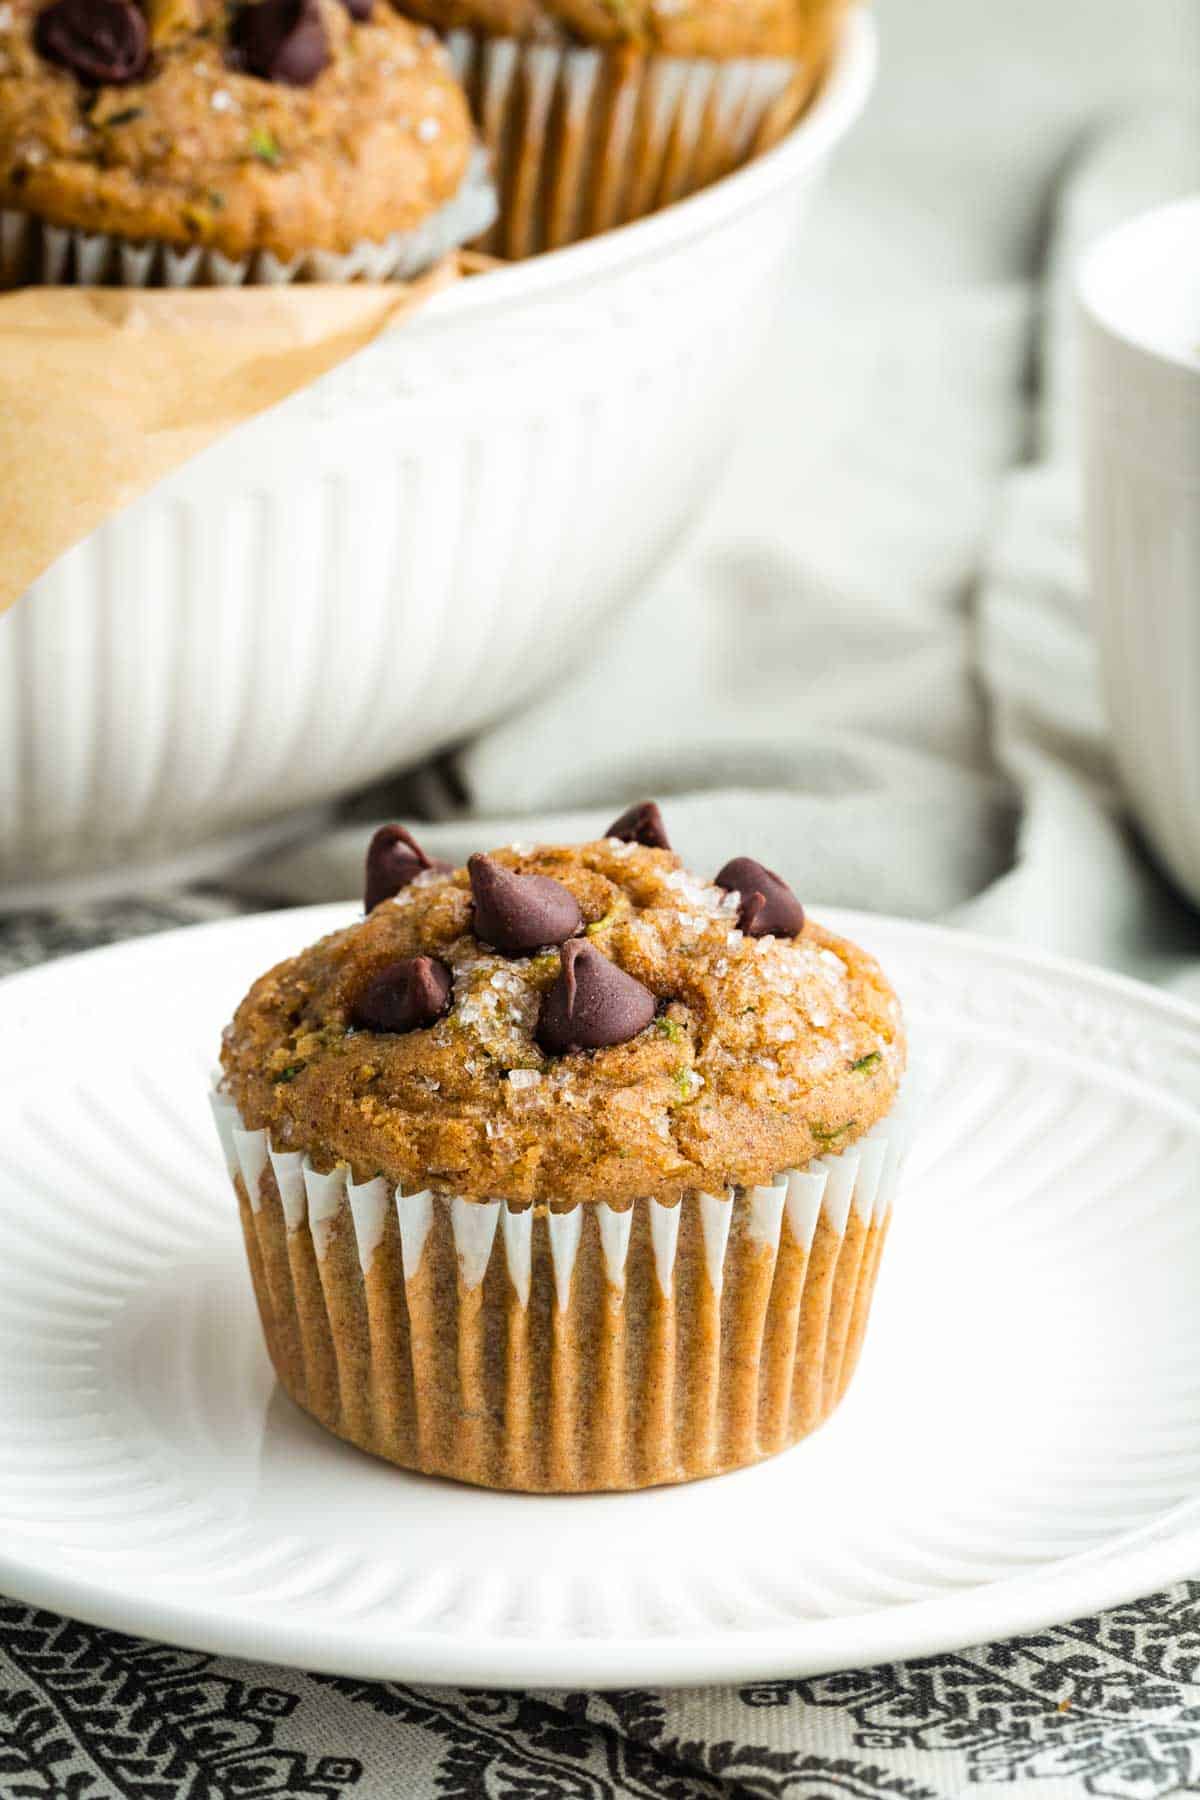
xmin=392 ymin=0 xmax=842 ymax=60
xmin=0 ymin=0 xmax=475 ymax=258
xmin=221 ymin=814 xmax=905 ymax=1205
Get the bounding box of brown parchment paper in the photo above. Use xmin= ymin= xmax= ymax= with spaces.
xmin=0 ymin=255 xmax=460 ymax=616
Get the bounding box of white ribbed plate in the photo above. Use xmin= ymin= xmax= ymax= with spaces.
xmin=1 ymin=902 xmax=1199 ymax=1688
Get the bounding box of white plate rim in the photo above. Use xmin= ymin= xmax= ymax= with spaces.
xmin=1 ymin=901 xmax=1198 ymax=1688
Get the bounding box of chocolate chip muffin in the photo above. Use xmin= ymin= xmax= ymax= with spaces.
xmin=213 ymin=803 xmax=913 ymax=1492
xmin=0 ymin=0 xmax=496 ymax=285
xmin=412 ymin=0 xmax=846 ymax=257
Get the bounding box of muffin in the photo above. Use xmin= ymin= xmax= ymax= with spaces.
xmin=0 ymin=0 xmax=496 ymax=286
xmin=213 ymin=803 xmax=911 ymax=1492
xmin=391 ymin=0 xmax=847 ymax=256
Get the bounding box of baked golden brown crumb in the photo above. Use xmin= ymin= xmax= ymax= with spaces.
xmin=392 ymin=0 xmax=846 ymax=59
xmin=220 ymin=836 xmax=905 ymax=1203
xmin=0 ymin=0 xmax=474 ymax=257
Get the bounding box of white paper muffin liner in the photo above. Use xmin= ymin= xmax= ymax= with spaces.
xmin=445 ymin=28 xmax=826 ymax=258
xmin=0 ymin=147 xmax=496 ymax=288
xmin=211 ymin=1076 xmax=916 ymax=1492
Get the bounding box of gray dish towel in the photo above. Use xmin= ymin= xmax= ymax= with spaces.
xmin=2 ymin=1 xmax=1200 ymax=1791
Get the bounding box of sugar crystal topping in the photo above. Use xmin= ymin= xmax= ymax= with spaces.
xmin=222 ymin=825 xmax=904 ymax=1205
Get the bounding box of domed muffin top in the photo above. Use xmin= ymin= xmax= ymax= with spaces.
xmin=220 ymin=828 xmax=905 ymax=1204
xmin=391 ymin=0 xmax=843 ymax=62
xmin=0 ymin=0 xmax=474 ymax=258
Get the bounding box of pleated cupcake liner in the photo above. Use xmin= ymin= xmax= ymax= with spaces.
xmin=445 ymin=28 xmax=830 ymax=259
xmin=211 ymin=1079 xmax=916 ymax=1493
xmin=0 ymin=147 xmax=496 ymax=289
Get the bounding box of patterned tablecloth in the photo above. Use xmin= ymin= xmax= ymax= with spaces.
xmin=2 ymin=899 xmax=1199 ymax=1800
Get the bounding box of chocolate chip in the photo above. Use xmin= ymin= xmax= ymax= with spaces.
xmin=350 ymin=955 xmax=452 ymax=1034
xmin=364 ymin=824 xmax=450 ymax=913
xmin=34 ymin=0 xmax=149 ymax=85
xmin=536 ymin=940 xmax=656 ymax=1055
xmin=605 ymin=799 xmax=671 ymax=851
xmin=228 ymin=0 xmax=328 ymax=85
xmin=469 ymin=854 xmax=581 ymax=956
xmin=715 ymin=857 xmax=805 ymax=938
xmin=338 ymin=0 xmax=372 ymax=16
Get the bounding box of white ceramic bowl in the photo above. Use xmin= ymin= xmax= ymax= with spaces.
xmin=0 ymin=14 xmax=875 ymax=904
xmin=1079 ymin=196 xmax=1200 ymax=912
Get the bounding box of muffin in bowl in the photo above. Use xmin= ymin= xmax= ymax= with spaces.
xmin=393 ymin=0 xmax=847 ymax=255
xmin=213 ymin=802 xmax=911 ymax=1492
xmin=0 ymin=0 xmax=496 ymax=284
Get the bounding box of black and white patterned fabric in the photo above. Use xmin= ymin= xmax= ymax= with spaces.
xmin=5 ymin=1584 xmax=1200 ymax=1798
xmin=3 ymin=898 xmax=1200 ymax=1800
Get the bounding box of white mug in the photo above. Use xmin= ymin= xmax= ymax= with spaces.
xmin=1079 ymin=196 xmax=1200 ymax=910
